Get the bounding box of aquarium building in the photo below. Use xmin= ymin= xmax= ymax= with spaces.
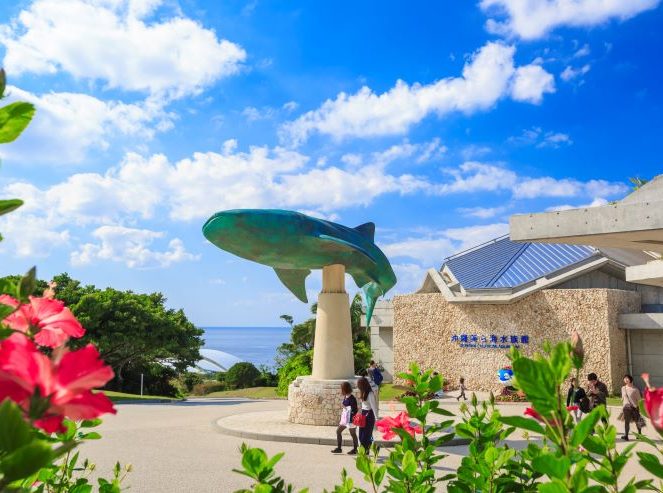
xmin=368 ymin=177 xmax=663 ymax=392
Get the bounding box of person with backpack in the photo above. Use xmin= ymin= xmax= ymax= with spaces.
xmin=566 ymin=377 xmax=588 ymax=421
xmin=331 ymin=381 xmax=359 ymax=455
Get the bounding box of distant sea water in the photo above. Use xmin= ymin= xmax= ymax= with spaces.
xmin=201 ymin=326 xmax=291 ymax=369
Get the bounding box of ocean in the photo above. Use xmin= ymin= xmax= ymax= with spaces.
xmin=201 ymin=326 xmax=291 ymax=369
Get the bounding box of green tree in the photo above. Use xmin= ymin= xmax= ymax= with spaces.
xmin=226 ymin=362 xmax=261 ymax=389
xmin=71 ymin=288 xmax=203 ymax=389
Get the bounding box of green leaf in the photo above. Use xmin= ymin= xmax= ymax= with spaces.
xmin=18 ymin=266 xmax=37 ymax=300
xmin=0 ymin=102 xmax=35 ymax=144
xmin=570 ymin=406 xmax=601 ymax=447
xmin=498 ymin=416 xmax=545 ymax=435
xmin=0 ymin=199 xmax=22 ymax=217
xmin=0 ymin=69 xmax=5 ymax=98
xmin=537 ymin=480 xmax=569 ymax=493
xmin=0 ymin=399 xmax=33 ymax=452
xmin=637 ymin=452 xmax=663 ymax=479
xmin=401 ymin=450 xmax=417 ymax=477
xmin=532 ymin=454 xmax=570 ymax=480
xmin=79 ymin=432 xmax=102 ymax=440
xmin=80 ymin=419 xmax=103 ymax=428
xmin=0 ymin=441 xmax=54 ymax=483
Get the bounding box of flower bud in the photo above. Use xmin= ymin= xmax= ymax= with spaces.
xmin=570 ymin=330 xmax=584 ymax=363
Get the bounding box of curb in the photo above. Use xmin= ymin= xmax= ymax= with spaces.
xmin=213 ymin=418 xmax=470 ymax=448
xmin=113 ymin=398 xmax=186 ymax=404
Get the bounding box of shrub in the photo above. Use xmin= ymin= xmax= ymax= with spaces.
xmin=191 ymin=380 xmax=226 ymax=396
xmin=276 ymin=350 xmax=312 ymax=396
xmin=226 ymin=362 xmax=261 ymax=389
xmin=234 ymin=335 xmax=663 ymax=492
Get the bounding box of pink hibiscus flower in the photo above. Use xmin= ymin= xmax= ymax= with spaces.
xmin=0 ymin=295 xmax=85 ymax=348
xmin=642 ymin=373 xmax=663 ymax=435
xmin=0 ymin=333 xmax=115 ymax=433
xmin=375 ymin=411 xmax=423 ymax=440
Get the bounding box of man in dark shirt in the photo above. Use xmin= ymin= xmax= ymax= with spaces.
xmin=587 ymin=372 xmax=609 ymax=424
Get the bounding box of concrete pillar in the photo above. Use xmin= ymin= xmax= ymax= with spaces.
xmin=311 ymin=264 xmax=355 ymax=379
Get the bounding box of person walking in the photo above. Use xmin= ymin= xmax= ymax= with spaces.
xmin=587 ymin=372 xmax=609 ymax=425
xmin=331 ymin=382 xmax=359 ymax=454
xmin=566 ymin=377 xmax=588 ymax=421
xmin=621 ymin=374 xmax=643 ymax=441
xmin=456 ymin=377 xmax=467 ymax=401
xmin=359 ymin=368 xmax=380 ymax=416
xmin=368 ymin=360 xmax=384 ymax=402
xmin=357 ymin=376 xmax=379 ymax=453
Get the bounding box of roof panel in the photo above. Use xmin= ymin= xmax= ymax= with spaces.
xmin=443 ymin=237 xmax=596 ymax=289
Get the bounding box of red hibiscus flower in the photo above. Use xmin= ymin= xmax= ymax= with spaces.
xmin=0 ymin=333 xmax=115 ymax=433
xmin=376 ymin=411 xmax=423 ymax=440
xmin=642 ymin=373 xmax=663 ymax=435
xmin=0 ymin=295 xmax=85 ymax=348
xmin=524 ymin=407 xmax=543 ymax=421
xmin=567 ymin=405 xmax=579 ymax=411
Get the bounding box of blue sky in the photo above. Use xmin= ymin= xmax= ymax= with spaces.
xmin=0 ymin=0 xmax=661 ymax=326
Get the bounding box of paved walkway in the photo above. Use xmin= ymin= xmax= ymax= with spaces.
xmin=81 ymin=398 xmax=662 ymax=493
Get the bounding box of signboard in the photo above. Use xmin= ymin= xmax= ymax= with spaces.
xmin=450 ymin=334 xmax=530 ymax=349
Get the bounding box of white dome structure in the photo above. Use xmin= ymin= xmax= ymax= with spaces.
xmin=195 ymin=348 xmax=242 ymax=373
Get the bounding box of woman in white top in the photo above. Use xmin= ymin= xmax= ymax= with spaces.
xmin=621 ymin=374 xmax=642 ymax=441
xmin=357 ymin=376 xmax=379 ymax=452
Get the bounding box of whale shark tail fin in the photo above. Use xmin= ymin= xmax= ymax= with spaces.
xmin=362 ymin=281 xmax=383 ymax=327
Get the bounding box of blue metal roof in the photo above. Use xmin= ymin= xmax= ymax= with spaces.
xmin=443 ymin=236 xmax=596 ymax=289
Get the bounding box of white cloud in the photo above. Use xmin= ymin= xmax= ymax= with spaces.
xmin=282 ymin=101 xmax=299 ymax=112
xmin=510 ymin=64 xmax=555 ymax=104
xmin=481 ymin=0 xmax=660 ymax=40
xmin=513 ymin=178 xmax=627 ymax=199
xmin=71 ymin=225 xmax=198 ymax=268
xmin=561 ymin=64 xmax=592 ymax=82
xmin=0 ymin=213 xmax=70 ymax=257
xmin=435 ymin=162 xmax=518 ymax=194
xmin=574 ymin=44 xmax=591 ymax=58
xmin=0 ymin=86 xmax=173 ymax=163
xmin=546 ymin=197 xmax=608 ymax=212
xmin=242 ymin=106 xmax=276 ymax=122
xmin=383 ymin=223 xmax=509 ymax=266
xmin=1 ymin=0 xmax=246 ymax=98
xmin=281 ymin=42 xmax=554 ymax=145
xmin=458 ymin=205 xmax=508 ymax=219
xmin=509 ymin=127 xmax=573 ymax=148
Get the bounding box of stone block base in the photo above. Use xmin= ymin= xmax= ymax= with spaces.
xmin=288 ymin=376 xmax=358 ymax=426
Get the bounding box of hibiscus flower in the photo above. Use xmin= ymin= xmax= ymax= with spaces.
xmin=0 ymin=333 xmax=115 ymax=433
xmin=0 ymin=295 xmax=85 ymax=348
xmin=375 ymin=412 xmax=423 ymax=440
xmin=642 ymin=373 xmax=663 ymax=435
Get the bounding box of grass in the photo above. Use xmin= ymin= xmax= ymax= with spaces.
xmin=201 ymin=383 xmax=408 ymax=401
xmin=204 ymin=386 xmax=284 ymax=399
xmin=100 ymin=390 xmax=181 ymax=402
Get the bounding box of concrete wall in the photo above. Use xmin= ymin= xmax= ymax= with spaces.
xmin=393 ymin=289 xmax=640 ymax=394
xmin=367 ymin=300 xmax=394 ymax=382
xmin=629 ymin=330 xmax=663 ymax=386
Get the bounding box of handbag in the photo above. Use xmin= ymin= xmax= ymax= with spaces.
xmin=352 ymin=412 xmax=367 ymax=428
xmin=625 ymin=391 xmax=646 ymax=428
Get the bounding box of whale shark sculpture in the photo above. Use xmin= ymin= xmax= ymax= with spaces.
xmin=202 ymin=209 xmax=397 ymax=325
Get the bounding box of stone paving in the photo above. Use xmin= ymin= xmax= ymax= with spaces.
xmin=80 ymin=397 xmax=662 ymax=493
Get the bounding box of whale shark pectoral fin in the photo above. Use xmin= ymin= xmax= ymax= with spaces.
xmin=362 ymin=281 xmax=383 ymax=327
xmin=354 ymin=222 xmax=375 ymax=241
xmin=317 ymin=234 xmax=377 ymax=265
xmin=274 ymin=268 xmax=310 ymax=303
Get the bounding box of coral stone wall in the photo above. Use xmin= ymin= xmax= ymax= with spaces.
xmin=288 ymin=377 xmax=360 ymax=426
xmin=393 ymin=289 xmax=640 ymax=394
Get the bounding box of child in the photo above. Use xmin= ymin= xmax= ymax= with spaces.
xmin=456 ymin=377 xmax=467 ymax=401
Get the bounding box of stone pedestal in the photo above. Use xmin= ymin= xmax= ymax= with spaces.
xmin=288 ymin=376 xmax=359 ymax=426
xmin=288 ymin=264 xmax=356 ymax=424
